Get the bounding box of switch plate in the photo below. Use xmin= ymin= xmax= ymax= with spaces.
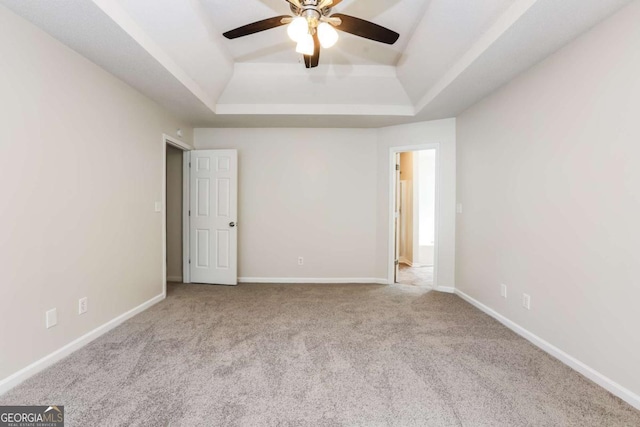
xmin=522 ymin=293 xmax=531 ymax=310
xmin=46 ymin=308 xmax=57 ymax=329
xmin=79 ymin=297 xmax=88 ymax=315
xmin=456 ymin=203 xmax=463 ymax=214
xmin=500 ymin=284 xmax=507 ymax=299
xmin=154 ymin=202 xmax=162 ymax=212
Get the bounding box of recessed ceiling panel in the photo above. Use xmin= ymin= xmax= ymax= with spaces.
xmin=398 ymin=0 xmax=516 ymax=104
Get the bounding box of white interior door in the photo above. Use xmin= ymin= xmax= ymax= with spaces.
xmin=189 ymin=150 xmax=238 ymax=285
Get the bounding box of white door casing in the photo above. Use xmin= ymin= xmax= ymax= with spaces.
xmin=189 ymin=150 xmax=238 ymax=285
xmin=388 ymin=144 xmax=440 ymax=287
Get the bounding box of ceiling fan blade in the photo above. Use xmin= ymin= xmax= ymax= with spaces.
xmin=330 ymin=13 xmax=399 ymax=45
xmin=223 ymin=15 xmax=290 ymax=39
xmin=285 ymin=0 xmax=302 ymax=8
xmin=318 ymin=0 xmax=343 ymax=8
xmin=304 ymin=33 xmax=321 ymax=68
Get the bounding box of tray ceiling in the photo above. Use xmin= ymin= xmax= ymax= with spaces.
xmin=0 ymin=0 xmax=633 ymax=127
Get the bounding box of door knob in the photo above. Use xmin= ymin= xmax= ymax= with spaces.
xmin=229 ymin=222 xmax=236 ymax=228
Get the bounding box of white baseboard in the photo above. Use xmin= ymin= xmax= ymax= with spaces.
xmin=436 ymin=286 xmax=456 ymax=294
xmin=239 ymin=277 xmax=389 ymax=285
xmin=166 ymin=276 xmax=182 ymax=283
xmin=0 ymin=293 xmax=165 ymax=396
xmin=455 ymin=289 xmax=640 ymax=411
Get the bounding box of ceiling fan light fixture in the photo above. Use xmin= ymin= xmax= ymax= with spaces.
xmin=295 ymin=32 xmax=315 ymax=56
xmin=287 ymin=16 xmax=308 ymax=42
xmin=222 ymin=0 xmax=400 ymax=69
xmin=317 ymin=22 xmax=338 ymax=48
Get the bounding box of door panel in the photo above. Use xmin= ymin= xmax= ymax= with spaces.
xmin=189 ymin=150 xmax=238 ymax=285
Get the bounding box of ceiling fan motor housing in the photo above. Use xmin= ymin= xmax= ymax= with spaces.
xmin=290 ymin=0 xmax=332 ymax=29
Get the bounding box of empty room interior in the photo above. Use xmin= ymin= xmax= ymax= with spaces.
xmin=0 ymin=0 xmax=639 ymax=425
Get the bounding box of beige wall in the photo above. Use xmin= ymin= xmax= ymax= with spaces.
xmin=399 ymin=152 xmax=414 ymax=181
xmin=195 ymin=122 xmax=457 ymax=285
xmin=456 ymin=0 xmax=640 ymax=399
xmin=194 ymin=128 xmax=380 ymax=280
xmin=399 ymin=152 xmax=414 ymax=264
xmin=0 ymin=5 xmax=192 ymax=383
xmin=166 ymin=145 xmax=183 ymax=281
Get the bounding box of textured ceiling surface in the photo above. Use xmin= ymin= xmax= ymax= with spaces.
xmin=0 ymin=0 xmax=634 ymax=127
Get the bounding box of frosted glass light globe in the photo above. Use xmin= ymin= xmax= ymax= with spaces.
xmin=287 ymin=17 xmax=308 ymax=42
xmin=317 ymin=22 xmax=338 ymax=48
xmin=296 ymin=33 xmax=315 ymax=56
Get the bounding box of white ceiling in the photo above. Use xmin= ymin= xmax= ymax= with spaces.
xmin=0 ymin=0 xmax=634 ymax=127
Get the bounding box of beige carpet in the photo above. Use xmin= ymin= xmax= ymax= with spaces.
xmin=1 ymin=283 xmax=638 ymax=426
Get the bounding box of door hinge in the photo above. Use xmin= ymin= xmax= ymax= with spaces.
xmin=189 ymin=259 xmax=191 ymax=264
xmin=394 ymin=260 xmax=399 ymax=266
xmin=189 ymin=162 xmax=191 ymax=168
xmin=188 ymin=210 xmax=191 ymax=216
xmin=395 ymin=164 xmax=400 ymax=171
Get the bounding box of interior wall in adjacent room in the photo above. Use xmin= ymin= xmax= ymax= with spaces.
xmin=399 ymin=152 xmax=414 ymax=264
xmin=166 ymin=145 xmax=184 ymax=281
xmin=418 ymin=150 xmax=436 ymax=266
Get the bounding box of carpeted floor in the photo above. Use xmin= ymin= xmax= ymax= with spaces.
xmin=1 ymin=283 xmax=639 ymax=426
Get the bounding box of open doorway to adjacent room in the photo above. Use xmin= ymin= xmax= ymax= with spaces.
xmin=162 ymin=134 xmax=191 ymax=294
xmin=392 ymin=147 xmax=438 ymax=287
xmin=166 ymin=144 xmax=184 ymax=284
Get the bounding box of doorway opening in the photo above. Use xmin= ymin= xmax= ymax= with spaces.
xmin=390 ymin=146 xmax=438 ymax=288
xmin=166 ymin=144 xmax=184 ymax=284
xmin=162 ymin=134 xmax=191 ymax=296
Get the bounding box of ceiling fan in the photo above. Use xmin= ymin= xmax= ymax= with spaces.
xmin=223 ymin=0 xmax=400 ymax=69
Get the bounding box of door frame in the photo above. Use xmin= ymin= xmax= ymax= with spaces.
xmin=388 ymin=144 xmax=440 ymax=287
xmin=162 ymin=134 xmax=192 ymax=297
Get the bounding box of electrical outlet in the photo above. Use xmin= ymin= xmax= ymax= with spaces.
xmin=522 ymin=293 xmax=531 ymax=310
xmin=298 ymin=257 xmax=304 ymax=266
xmin=46 ymin=308 xmax=57 ymax=329
xmin=500 ymin=284 xmax=507 ymax=299
xmin=79 ymin=297 xmax=88 ymax=315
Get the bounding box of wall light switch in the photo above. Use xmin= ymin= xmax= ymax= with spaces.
xmin=456 ymin=203 xmax=463 ymax=214
xmin=501 ymin=284 xmax=507 ymax=299
xmin=522 ymin=294 xmax=531 ymax=310
xmin=154 ymin=202 xmax=162 ymax=212
xmin=46 ymin=308 xmax=57 ymax=329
